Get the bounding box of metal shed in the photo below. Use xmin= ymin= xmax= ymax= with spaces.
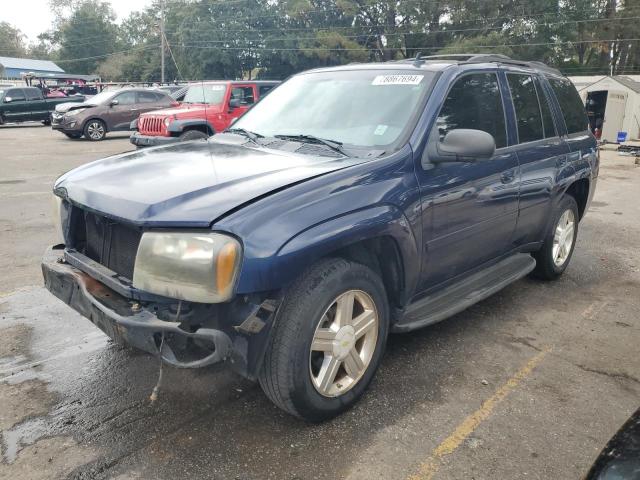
xmin=572 ymin=75 xmax=640 ymax=142
xmin=0 ymin=56 xmax=65 ymax=80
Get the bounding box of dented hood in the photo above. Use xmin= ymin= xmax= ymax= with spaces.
xmin=54 ymin=138 xmax=362 ymax=227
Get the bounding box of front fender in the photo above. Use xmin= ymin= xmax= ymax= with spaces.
xmin=167 ymin=119 xmax=215 ymax=135
xmin=235 ymin=205 xmax=420 ymax=298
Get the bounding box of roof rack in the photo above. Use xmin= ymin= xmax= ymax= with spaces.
xmin=401 ymin=53 xmax=561 ymax=75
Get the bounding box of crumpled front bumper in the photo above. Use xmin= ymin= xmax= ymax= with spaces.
xmin=42 ymin=245 xmax=254 ymax=370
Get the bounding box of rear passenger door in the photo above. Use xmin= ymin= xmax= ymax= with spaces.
xmin=504 ymin=72 xmax=570 ymax=246
xmin=136 ymin=91 xmax=168 ymax=116
xmin=417 ymin=71 xmax=520 ymax=290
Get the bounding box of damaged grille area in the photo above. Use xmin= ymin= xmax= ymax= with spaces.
xmin=69 ymin=208 xmax=142 ymax=280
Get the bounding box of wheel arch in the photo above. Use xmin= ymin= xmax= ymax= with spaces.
xmin=236 ymin=205 xmax=420 ymax=309
xmin=168 ymin=119 xmax=215 ymax=136
xmin=564 ymin=177 xmax=590 ymax=220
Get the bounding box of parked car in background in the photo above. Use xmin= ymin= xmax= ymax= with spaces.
xmin=0 ymin=86 xmax=84 ymax=125
xmin=156 ymin=85 xmax=185 ymax=95
xmin=43 ymin=55 xmax=597 ymax=421
xmin=51 ymin=88 xmax=177 ymax=140
xmin=130 ymin=80 xmax=279 ymax=147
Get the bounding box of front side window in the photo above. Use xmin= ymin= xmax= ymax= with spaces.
xmin=183 ymin=84 xmax=226 ymax=105
xmin=507 ymin=74 xmax=544 ymax=143
xmin=548 ymin=77 xmax=589 ymax=134
xmin=5 ymin=89 xmax=26 ymax=102
xmin=114 ymin=91 xmax=136 ymax=105
xmin=138 ymin=91 xmax=160 ymax=103
xmin=436 ymin=73 xmax=507 ymax=148
xmin=233 ymin=69 xmax=436 ymax=149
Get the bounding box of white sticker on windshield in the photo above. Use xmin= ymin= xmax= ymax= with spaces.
xmin=374 ymin=125 xmax=388 ymax=136
xmin=372 ymin=75 xmax=423 ymax=86
xmin=210 ymin=85 xmax=225 ymax=90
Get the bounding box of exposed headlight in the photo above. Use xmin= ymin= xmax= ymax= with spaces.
xmin=51 ymin=194 xmax=64 ymax=243
xmin=66 ymin=108 xmax=86 ymax=116
xmin=133 ymin=232 xmax=241 ymax=303
xmin=163 ymin=117 xmax=171 ymax=127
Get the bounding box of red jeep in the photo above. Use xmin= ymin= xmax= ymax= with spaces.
xmin=130 ymin=80 xmax=280 ymax=147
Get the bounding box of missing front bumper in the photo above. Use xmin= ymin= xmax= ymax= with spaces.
xmin=41 ymin=245 xmax=276 ymax=372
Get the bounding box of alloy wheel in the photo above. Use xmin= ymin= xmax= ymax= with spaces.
xmin=552 ymin=209 xmax=575 ymax=267
xmin=309 ymin=290 xmax=378 ymax=397
xmin=87 ymin=121 xmax=105 ymax=140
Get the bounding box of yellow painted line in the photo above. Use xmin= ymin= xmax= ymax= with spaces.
xmin=408 ymin=346 xmax=551 ymax=480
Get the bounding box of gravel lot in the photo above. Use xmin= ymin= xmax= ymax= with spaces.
xmin=1 ymin=124 xmax=639 ymax=480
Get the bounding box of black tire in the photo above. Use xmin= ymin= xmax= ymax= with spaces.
xmin=179 ymin=129 xmax=209 ymax=141
xmin=83 ymin=119 xmax=106 ymax=141
xmin=64 ymin=132 xmax=82 ymax=139
xmin=258 ymin=258 xmax=389 ymax=422
xmin=532 ymin=195 xmax=579 ymax=280
xmin=42 ymin=119 xmax=51 ymax=126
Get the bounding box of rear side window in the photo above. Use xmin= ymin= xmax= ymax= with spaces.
xmin=548 ymin=77 xmax=589 ymax=134
xmin=259 ymin=85 xmax=274 ymax=97
xmin=25 ymin=88 xmax=43 ymax=101
xmin=436 ymin=73 xmax=507 ymax=148
xmin=534 ymin=77 xmax=556 ymax=138
xmin=507 ymin=74 xmax=544 ymax=143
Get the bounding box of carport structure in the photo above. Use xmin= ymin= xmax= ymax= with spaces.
xmin=575 ymin=75 xmax=640 ymax=142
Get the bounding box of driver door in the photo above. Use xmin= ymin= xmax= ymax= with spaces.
xmin=415 ymin=71 xmax=520 ymax=291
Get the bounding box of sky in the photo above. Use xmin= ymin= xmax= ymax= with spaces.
xmin=2 ymin=0 xmax=153 ymax=43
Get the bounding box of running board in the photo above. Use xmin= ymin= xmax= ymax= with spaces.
xmin=393 ymin=254 xmax=536 ymax=333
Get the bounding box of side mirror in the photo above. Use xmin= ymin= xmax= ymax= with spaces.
xmin=4 ymin=97 xmax=12 ymax=103
xmin=110 ymin=99 xmax=119 ymax=107
xmin=430 ymin=129 xmax=496 ymax=163
xmin=228 ymin=98 xmax=241 ymax=110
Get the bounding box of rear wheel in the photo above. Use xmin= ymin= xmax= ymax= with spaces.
xmin=84 ymin=119 xmax=106 ymax=141
xmin=259 ymin=258 xmax=389 ymax=422
xmin=532 ymin=195 xmax=579 ymax=280
xmin=179 ymin=129 xmax=209 ymax=141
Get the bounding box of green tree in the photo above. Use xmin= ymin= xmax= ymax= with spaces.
xmin=0 ymin=22 xmax=27 ymax=58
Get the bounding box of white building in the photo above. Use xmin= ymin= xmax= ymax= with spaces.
xmin=568 ymin=75 xmax=640 ymax=142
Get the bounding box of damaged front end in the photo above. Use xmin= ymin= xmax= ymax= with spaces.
xmin=42 ymin=245 xmax=279 ymax=379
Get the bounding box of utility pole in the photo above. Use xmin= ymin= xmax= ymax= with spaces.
xmin=160 ymin=0 xmax=165 ymax=84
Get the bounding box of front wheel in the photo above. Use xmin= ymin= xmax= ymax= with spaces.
xmin=84 ymin=119 xmax=106 ymax=141
xmin=532 ymin=195 xmax=579 ymax=280
xmin=179 ymin=129 xmax=209 ymax=141
xmin=259 ymin=258 xmax=389 ymax=422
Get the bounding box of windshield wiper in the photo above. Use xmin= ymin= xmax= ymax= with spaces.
xmin=274 ymin=134 xmax=349 ymax=157
xmin=226 ymin=127 xmax=264 ymax=144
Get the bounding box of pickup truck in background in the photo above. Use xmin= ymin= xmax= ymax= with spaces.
xmin=0 ymin=86 xmax=84 ymax=125
xmin=130 ymin=80 xmax=279 ymax=147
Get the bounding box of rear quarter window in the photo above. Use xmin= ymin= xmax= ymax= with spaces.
xmin=547 ymin=77 xmax=589 ymax=134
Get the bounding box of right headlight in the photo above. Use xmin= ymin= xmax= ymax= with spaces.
xmin=51 ymin=194 xmax=64 ymax=244
xmin=132 ymin=232 xmax=242 ymax=303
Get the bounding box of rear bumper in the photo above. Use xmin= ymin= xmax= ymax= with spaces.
xmin=42 ymin=245 xmax=278 ymax=375
xmin=130 ymin=132 xmax=178 ymax=148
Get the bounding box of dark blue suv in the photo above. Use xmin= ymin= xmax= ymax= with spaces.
xmin=43 ymin=54 xmax=598 ymax=421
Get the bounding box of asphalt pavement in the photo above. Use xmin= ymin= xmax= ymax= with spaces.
xmin=0 ymin=124 xmax=638 ymax=480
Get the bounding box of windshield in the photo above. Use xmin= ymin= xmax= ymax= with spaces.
xmin=87 ymin=90 xmax=117 ymax=104
xmin=183 ymin=84 xmax=227 ymax=104
xmin=233 ymin=69 xmax=435 ymax=149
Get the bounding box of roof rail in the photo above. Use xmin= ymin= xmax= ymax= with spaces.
xmin=396 ymin=53 xmax=561 ymax=75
